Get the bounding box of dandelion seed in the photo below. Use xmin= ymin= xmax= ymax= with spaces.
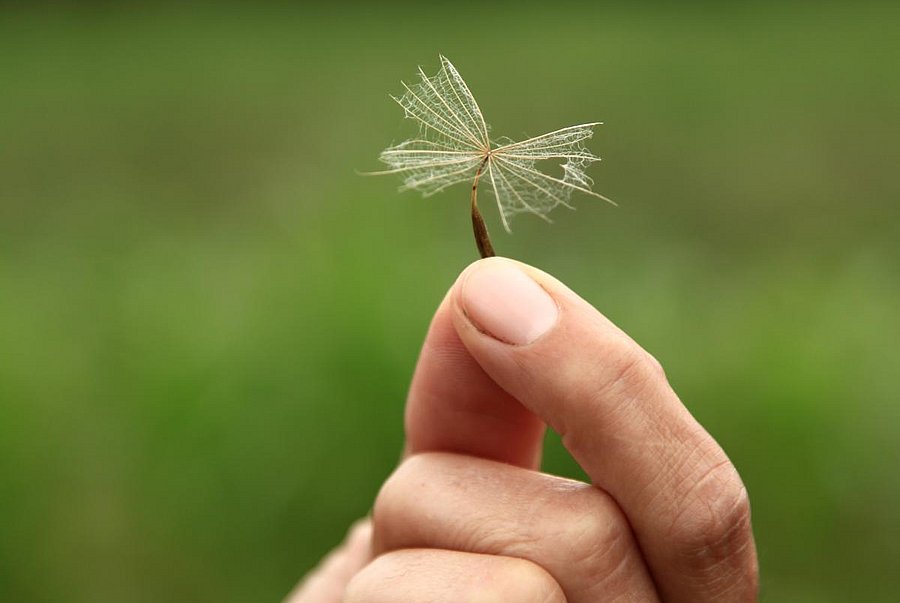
xmin=368 ymin=55 xmax=614 ymax=258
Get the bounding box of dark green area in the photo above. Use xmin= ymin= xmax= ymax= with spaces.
xmin=1 ymin=3 xmax=898 ymax=602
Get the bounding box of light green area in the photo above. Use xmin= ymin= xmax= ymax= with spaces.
xmin=1 ymin=3 xmax=898 ymax=602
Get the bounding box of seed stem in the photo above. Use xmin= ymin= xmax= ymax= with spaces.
xmin=470 ymin=156 xmax=495 ymax=258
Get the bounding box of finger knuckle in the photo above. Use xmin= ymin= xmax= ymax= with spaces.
xmin=341 ymin=551 xmax=420 ymax=603
xmin=371 ymin=453 xmax=435 ymax=535
xmin=487 ymin=558 xmax=567 ymax=603
xmin=341 ymin=560 xmax=387 ymax=603
xmin=667 ymin=460 xmax=756 ymax=578
xmin=595 ymin=339 xmax=664 ymax=403
xmin=553 ymin=487 xmax=634 ymax=583
xmin=644 ymin=351 xmax=667 ymax=381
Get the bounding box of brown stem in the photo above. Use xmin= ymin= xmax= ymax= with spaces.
xmin=470 ymin=156 xmax=495 ymax=258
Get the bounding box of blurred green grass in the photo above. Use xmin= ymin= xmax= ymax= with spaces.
xmin=1 ymin=3 xmax=898 ymax=602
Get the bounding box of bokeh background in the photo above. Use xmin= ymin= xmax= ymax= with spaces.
xmin=2 ymin=2 xmax=898 ymax=602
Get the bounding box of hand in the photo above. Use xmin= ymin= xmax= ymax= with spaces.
xmin=290 ymin=258 xmax=758 ymax=602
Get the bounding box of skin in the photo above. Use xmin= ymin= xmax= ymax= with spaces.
xmin=289 ymin=258 xmax=758 ymax=602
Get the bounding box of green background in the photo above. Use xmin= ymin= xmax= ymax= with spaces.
xmin=2 ymin=3 xmax=898 ymax=601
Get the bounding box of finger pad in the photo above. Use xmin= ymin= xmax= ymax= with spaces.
xmin=405 ymin=299 xmax=545 ymax=469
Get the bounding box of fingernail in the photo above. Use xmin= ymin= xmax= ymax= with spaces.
xmin=460 ymin=260 xmax=558 ymax=345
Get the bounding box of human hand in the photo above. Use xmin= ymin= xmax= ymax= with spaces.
xmin=290 ymin=257 xmax=758 ymax=602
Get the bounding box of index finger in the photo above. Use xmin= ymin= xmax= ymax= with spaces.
xmin=449 ymin=258 xmax=758 ymax=603
xmin=404 ymin=287 xmax=546 ymax=469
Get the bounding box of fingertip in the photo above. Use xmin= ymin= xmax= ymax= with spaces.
xmin=345 ymin=517 xmax=373 ymax=548
xmin=403 ymin=260 xmax=547 ymax=468
xmin=454 ymin=257 xmax=560 ymax=346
